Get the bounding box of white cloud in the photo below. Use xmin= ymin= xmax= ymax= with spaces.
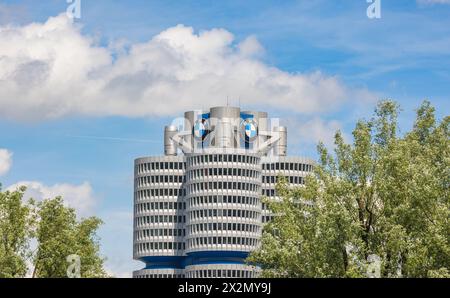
xmin=6 ymin=181 xmax=96 ymax=217
xmin=0 ymin=148 xmax=13 ymax=176
xmin=286 ymin=117 xmax=350 ymax=148
xmin=0 ymin=14 xmax=375 ymax=121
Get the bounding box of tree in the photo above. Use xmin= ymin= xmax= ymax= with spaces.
xmin=0 ymin=185 xmax=34 ymax=278
xmin=32 ymin=197 xmax=107 ymax=278
xmin=0 ymin=186 xmax=107 ymax=278
xmin=248 ymin=100 xmax=449 ymax=278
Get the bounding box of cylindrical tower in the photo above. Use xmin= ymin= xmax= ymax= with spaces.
xmin=164 ymin=126 xmax=178 ymax=156
xmin=183 ymin=152 xmax=262 ymax=278
xmin=133 ymin=156 xmax=186 ymax=278
xmin=273 ymin=126 xmax=287 ymax=157
xmin=210 ymin=107 xmax=240 ymax=149
xmin=132 ymin=106 xmax=312 ymax=279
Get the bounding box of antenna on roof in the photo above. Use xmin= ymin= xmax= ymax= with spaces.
xmin=227 ymin=95 xmax=229 ymax=107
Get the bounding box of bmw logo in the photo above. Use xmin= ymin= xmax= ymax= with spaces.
xmin=193 ymin=119 xmax=210 ymax=141
xmin=240 ymin=119 xmax=258 ymax=143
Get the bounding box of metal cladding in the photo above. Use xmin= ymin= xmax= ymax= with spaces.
xmin=165 ymin=106 xmax=287 ymax=155
xmin=242 ymin=110 xmax=269 ymax=154
xmin=183 ymin=111 xmax=197 ymax=152
xmin=273 ymin=126 xmax=287 ymax=157
xmin=210 ymin=106 xmax=240 ymax=148
xmin=164 ymin=126 xmax=178 ymax=156
xmin=133 ymin=106 xmax=314 ymax=279
xmin=185 ymin=153 xmax=262 ymax=254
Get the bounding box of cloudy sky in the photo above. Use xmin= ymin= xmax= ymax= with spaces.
xmin=0 ymin=0 xmax=449 ymax=277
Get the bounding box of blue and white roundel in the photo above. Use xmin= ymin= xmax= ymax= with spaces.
xmin=245 ymin=122 xmax=257 ymax=138
xmin=241 ymin=119 xmax=258 ymax=142
xmin=193 ymin=119 xmax=209 ymax=140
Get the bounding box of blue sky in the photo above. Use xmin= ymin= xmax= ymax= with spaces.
xmin=0 ymin=0 xmax=449 ymax=276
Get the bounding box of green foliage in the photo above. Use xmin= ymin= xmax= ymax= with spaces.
xmin=0 ymin=185 xmax=34 ymax=278
xmin=33 ymin=197 xmax=107 ymax=278
xmin=249 ymin=100 xmax=450 ymax=278
xmin=0 ymin=186 xmax=107 ymax=278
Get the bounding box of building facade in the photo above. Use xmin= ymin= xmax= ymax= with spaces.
xmin=133 ymin=107 xmax=314 ymax=278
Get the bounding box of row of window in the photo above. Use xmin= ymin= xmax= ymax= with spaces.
xmin=189 ymin=209 xmax=259 ymax=220
xmin=136 ymin=215 xmax=186 ymax=227
xmin=188 ymin=181 xmax=259 ymax=193
xmin=262 ymin=189 xmax=276 ymax=197
xmin=136 ymin=161 xmax=185 ymax=174
xmin=188 ymin=195 xmax=259 ymax=207
xmin=185 ymin=269 xmax=256 ymax=278
xmin=135 ymin=228 xmax=186 ymax=240
xmin=135 ymin=274 xmax=184 ymax=279
xmin=188 ymin=167 xmax=260 ymax=180
xmin=135 ymin=241 xmax=185 ymax=252
xmin=135 ymin=160 xmax=312 ymax=174
xmin=136 ymin=181 xmax=304 ymax=202
xmin=136 ymin=174 xmax=305 ymax=189
xmin=135 ymin=201 xmax=186 ymax=213
xmin=262 ymin=162 xmax=313 ymax=172
xmin=262 ymin=175 xmax=305 ymax=184
xmin=135 ymin=223 xmax=260 ymax=241
xmin=135 ymin=271 xmax=258 ymax=279
xmin=136 ymin=199 xmax=261 ymax=214
xmin=262 ymin=216 xmax=274 ymax=223
xmin=188 ymin=154 xmax=259 ymax=166
xmin=135 ymin=188 xmax=186 ymax=200
xmin=187 ymin=236 xmax=258 ymax=247
xmin=188 ymin=222 xmax=260 ymax=234
xmin=136 ymin=175 xmax=184 ymax=187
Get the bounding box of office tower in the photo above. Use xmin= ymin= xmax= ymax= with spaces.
xmin=133 ymin=107 xmax=314 ymax=278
